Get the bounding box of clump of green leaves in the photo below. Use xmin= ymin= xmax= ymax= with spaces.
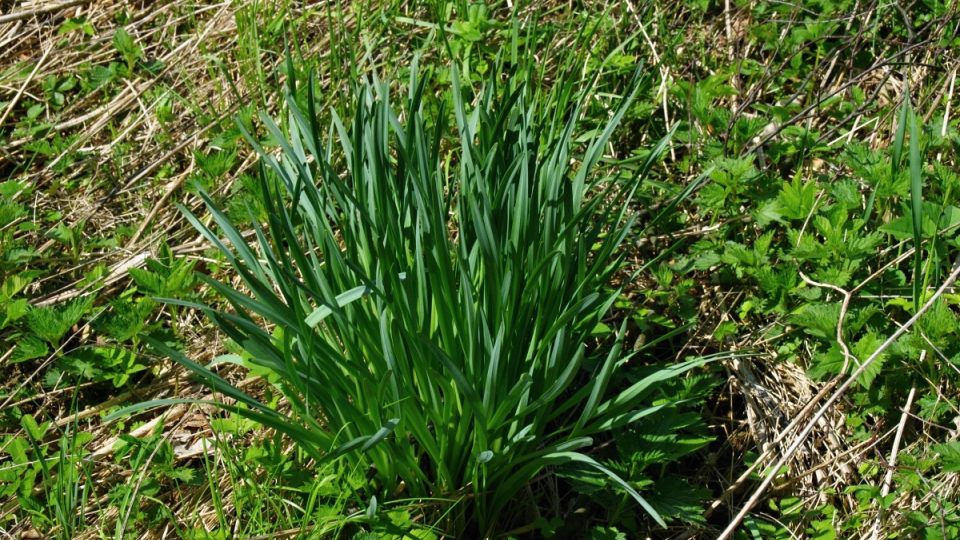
xmin=128 ymin=64 xmax=708 ymax=535
xmin=0 ymin=415 xmax=94 ymax=539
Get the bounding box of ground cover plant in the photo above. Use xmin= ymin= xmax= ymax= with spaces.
xmin=1 ymin=0 xmax=960 ymax=538
xmin=128 ymin=62 xmax=715 ymax=536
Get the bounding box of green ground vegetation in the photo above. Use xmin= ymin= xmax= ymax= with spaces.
xmin=1 ymin=0 xmax=959 ymax=538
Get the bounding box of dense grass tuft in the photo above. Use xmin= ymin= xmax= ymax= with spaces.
xmin=127 ymin=63 xmax=712 ymax=534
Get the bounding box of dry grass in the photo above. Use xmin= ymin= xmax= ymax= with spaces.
xmin=1 ymin=1 xmax=329 ymax=536
xmin=630 ymin=3 xmax=960 ymax=537
xmin=2 ymin=0 xmax=960 ymax=537
xmin=0 ymin=0 xmax=448 ymax=533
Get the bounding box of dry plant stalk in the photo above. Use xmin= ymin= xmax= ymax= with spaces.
xmin=718 ymin=259 xmax=960 ymax=540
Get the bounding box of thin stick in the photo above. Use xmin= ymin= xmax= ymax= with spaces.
xmin=717 ymin=259 xmax=960 ymax=540
xmin=127 ymin=156 xmax=196 ymax=246
xmin=936 ymin=67 xmax=956 ymax=163
xmin=771 ymin=427 xmax=882 ymax=494
xmin=704 ymin=375 xmax=842 ymax=519
xmin=0 ymin=0 xmax=93 ymax=25
xmin=707 ymin=237 xmax=947 ymax=518
xmin=871 ymin=383 xmax=917 ymax=539
xmin=0 ymin=42 xmax=52 ymax=128
xmin=799 ymin=271 xmax=856 ymax=371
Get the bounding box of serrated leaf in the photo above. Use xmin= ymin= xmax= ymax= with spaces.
xmin=96 ymin=298 xmax=154 ymax=341
xmin=933 ymin=441 xmax=960 ymax=472
xmin=851 ymin=333 xmax=886 ymax=389
xmin=753 ymin=199 xmax=783 ymax=227
xmin=5 ymin=437 xmax=29 ymax=464
xmin=807 ymin=343 xmax=845 ymax=380
xmin=3 ymin=299 xmax=29 ymax=328
xmin=10 ymin=335 xmax=49 ymax=363
xmin=113 ymin=28 xmax=142 ymax=68
xmin=0 ymin=272 xmax=38 ymax=301
xmin=790 ymin=303 xmax=841 ymax=339
xmin=64 ymin=346 xmax=145 ymax=385
xmin=163 ymin=467 xmax=194 ymax=482
xmin=20 ymin=414 xmax=48 ymax=441
xmin=128 ymin=267 xmax=166 ymax=295
xmin=195 ymin=149 xmax=237 ymax=178
xmin=26 ymin=296 xmax=93 ymax=344
xmin=0 ymin=201 xmax=26 ymax=228
xmin=779 ymin=176 xmax=818 ymax=220
xmin=649 ymin=476 xmax=710 ymax=524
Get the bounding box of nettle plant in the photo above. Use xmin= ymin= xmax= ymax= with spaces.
xmin=129 ymin=64 xmax=706 ymax=534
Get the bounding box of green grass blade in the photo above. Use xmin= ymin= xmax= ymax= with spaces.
xmin=907 ymin=97 xmax=923 ymax=311
xmin=543 ymin=451 xmax=667 ymax=528
xmin=305 ymin=283 xmax=373 ymax=327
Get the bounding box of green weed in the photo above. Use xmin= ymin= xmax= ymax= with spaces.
xmin=118 ymin=61 xmax=713 ymax=535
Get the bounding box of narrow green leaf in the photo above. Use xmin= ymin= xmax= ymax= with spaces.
xmin=305 ymin=284 xmax=372 ymax=327
xmin=907 ymin=97 xmax=923 ymax=311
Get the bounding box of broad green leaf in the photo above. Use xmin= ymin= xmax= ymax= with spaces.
xmin=10 ymin=335 xmax=48 ymax=363
xmin=20 ymin=415 xmax=48 ymax=442
xmin=933 ymin=441 xmax=960 ymax=472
